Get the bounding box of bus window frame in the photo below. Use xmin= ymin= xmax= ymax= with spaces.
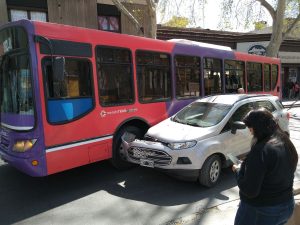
xmin=136 ymin=49 xmax=172 ymax=104
xmin=203 ymin=57 xmax=223 ymax=96
xmin=41 ymin=56 xmax=95 ymax=125
xmin=95 ymin=45 xmax=135 ymax=107
xmin=246 ymin=61 xmax=263 ymax=93
xmin=224 ymin=59 xmax=246 ymax=94
xmin=263 ymin=63 xmax=271 ymax=92
xmin=271 ymin=64 xmax=279 ymax=91
xmin=174 ymin=54 xmax=201 ymax=100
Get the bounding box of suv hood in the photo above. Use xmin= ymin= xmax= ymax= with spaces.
xmin=146 ymin=118 xmax=217 ymax=142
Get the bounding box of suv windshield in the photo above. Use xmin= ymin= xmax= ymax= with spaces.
xmin=173 ymin=102 xmax=232 ymax=127
xmin=0 ymin=27 xmax=34 ymax=130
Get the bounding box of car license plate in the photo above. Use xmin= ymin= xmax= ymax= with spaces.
xmin=140 ymin=159 xmax=154 ymax=168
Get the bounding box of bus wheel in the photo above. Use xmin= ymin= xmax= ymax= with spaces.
xmin=111 ymin=126 xmax=143 ymax=170
xmin=198 ymin=155 xmax=221 ymax=188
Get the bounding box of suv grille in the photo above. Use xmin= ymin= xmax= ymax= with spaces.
xmin=128 ymin=147 xmax=172 ymax=166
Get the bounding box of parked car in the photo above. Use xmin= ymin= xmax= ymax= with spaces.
xmin=122 ymin=94 xmax=290 ymax=187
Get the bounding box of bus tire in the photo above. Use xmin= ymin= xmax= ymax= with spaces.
xmin=199 ymin=154 xmax=221 ymax=188
xmin=111 ymin=125 xmax=143 ymax=170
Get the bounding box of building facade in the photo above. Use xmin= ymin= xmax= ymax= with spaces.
xmin=0 ymin=0 xmax=148 ymax=36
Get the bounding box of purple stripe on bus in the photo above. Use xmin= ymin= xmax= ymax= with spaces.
xmin=165 ymin=42 xmax=237 ymax=117
xmin=1 ymin=113 xmax=34 ymax=128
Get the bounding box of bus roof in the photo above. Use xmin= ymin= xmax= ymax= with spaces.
xmin=168 ymin=39 xmax=233 ymax=51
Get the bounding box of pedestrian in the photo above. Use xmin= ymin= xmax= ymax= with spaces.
xmin=232 ymin=108 xmax=298 ymax=225
xmin=237 ymin=87 xmax=245 ymax=94
xmin=288 ymin=81 xmax=295 ymax=99
xmin=295 ymin=82 xmax=300 ymax=98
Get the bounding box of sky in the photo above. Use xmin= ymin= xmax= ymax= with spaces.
xmin=157 ymin=0 xmax=272 ymax=32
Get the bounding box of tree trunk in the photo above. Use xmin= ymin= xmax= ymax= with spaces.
xmin=144 ymin=0 xmax=157 ymax=38
xmin=265 ymin=0 xmax=285 ymax=57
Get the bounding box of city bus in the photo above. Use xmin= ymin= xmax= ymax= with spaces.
xmin=0 ymin=20 xmax=281 ymax=176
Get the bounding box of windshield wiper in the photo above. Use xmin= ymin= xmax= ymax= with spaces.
xmin=186 ymin=121 xmax=199 ymax=127
xmin=172 ymin=116 xmax=185 ymax=124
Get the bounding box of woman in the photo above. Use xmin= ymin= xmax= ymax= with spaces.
xmin=232 ymin=108 xmax=298 ymax=225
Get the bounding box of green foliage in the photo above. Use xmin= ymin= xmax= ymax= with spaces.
xmin=163 ymin=16 xmax=189 ymax=27
xmin=254 ymin=21 xmax=267 ymax=30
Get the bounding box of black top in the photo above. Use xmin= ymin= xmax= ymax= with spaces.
xmin=235 ymin=136 xmax=295 ymax=206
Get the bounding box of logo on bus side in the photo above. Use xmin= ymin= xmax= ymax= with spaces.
xmin=100 ymin=108 xmax=138 ymax=118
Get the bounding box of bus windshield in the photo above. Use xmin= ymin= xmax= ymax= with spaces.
xmin=0 ymin=27 xmax=34 ymax=130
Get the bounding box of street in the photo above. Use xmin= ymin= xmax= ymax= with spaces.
xmin=0 ymin=107 xmax=299 ymax=225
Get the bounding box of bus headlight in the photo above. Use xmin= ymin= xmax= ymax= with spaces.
xmin=168 ymin=141 xmax=197 ymax=150
xmin=13 ymin=139 xmax=37 ymax=152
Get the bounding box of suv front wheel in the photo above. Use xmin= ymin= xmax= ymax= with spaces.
xmin=199 ymin=154 xmax=221 ymax=187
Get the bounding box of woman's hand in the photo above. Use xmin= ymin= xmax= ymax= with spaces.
xmin=232 ymin=163 xmax=241 ymax=172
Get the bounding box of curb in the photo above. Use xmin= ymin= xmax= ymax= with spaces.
xmin=162 ymin=180 xmax=300 ymax=225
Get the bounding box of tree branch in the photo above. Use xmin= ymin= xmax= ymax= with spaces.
xmin=283 ymin=14 xmax=300 ymax=39
xmin=146 ymin=0 xmax=156 ymax=13
xmin=111 ymin=0 xmax=144 ymax=34
xmin=256 ymin=0 xmax=276 ymax=20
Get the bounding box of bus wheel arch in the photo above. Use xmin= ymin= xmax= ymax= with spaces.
xmin=111 ymin=118 xmax=149 ymax=169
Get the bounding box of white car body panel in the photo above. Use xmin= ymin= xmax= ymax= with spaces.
xmin=122 ymin=94 xmax=290 ymax=178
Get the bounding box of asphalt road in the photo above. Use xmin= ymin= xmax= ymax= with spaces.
xmin=0 ymin=107 xmax=299 ymax=225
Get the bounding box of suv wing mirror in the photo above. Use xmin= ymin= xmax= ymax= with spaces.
xmin=231 ymin=121 xmax=246 ymax=134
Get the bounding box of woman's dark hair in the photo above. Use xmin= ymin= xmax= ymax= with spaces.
xmin=243 ymin=108 xmax=277 ymax=140
xmin=243 ymin=108 xmax=298 ymax=171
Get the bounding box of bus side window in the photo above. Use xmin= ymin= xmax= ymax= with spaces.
xmin=136 ymin=50 xmax=171 ymax=103
xmin=264 ymin=64 xmax=271 ymax=91
xmin=96 ymin=46 xmax=134 ymax=106
xmin=224 ymin=60 xmax=245 ymax=93
xmin=175 ymin=55 xmax=201 ymax=99
xmin=203 ymin=57 xmax=223 ymax=95
xmin=42 ymin=57 xmax=94 ymax=123
xmin=271 ymin=65 xmax=278 ymax=91
xmin=247 ymin=62 xmax=263 ymax=92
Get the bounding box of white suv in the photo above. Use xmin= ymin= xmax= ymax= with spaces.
xmin=122 ymin=94 xmax=290 ymax=187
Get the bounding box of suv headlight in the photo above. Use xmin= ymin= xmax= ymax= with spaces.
xmin=168 ymin=141 xmax=197 ymax=150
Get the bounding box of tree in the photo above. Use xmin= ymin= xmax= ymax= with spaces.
xmin=220 ymin=0 xmax=300 ymax=57
xmin=112 ymin=0 xmax=206 ymax=38
xmin=111 ymin=0 xmax=157 ymax=38
xmin=163 ymin=16 xmax=190 ymax=27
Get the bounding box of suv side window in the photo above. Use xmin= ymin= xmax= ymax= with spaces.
xmin=222 ymin=102 xmax=254 ymax=132
xmin=275 ymin=100 xmax=284 ymax=109
xmin=231 ymin=103 xmax=254 ymax=122
xmin=254 ymin=100 xmax=276 ymax=112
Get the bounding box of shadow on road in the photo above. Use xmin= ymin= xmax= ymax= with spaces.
xmin=0 ymin=160 xmax=237 ymax=225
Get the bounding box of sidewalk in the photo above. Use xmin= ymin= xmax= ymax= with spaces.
xmin=164 ymin=181 xmax=300 ymax=225
xmin=282 ymin=99 xmax=300 ymax=108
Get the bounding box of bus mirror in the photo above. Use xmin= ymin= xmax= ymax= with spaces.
xmin=53 ymin=57 xmax=65 ymax=81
